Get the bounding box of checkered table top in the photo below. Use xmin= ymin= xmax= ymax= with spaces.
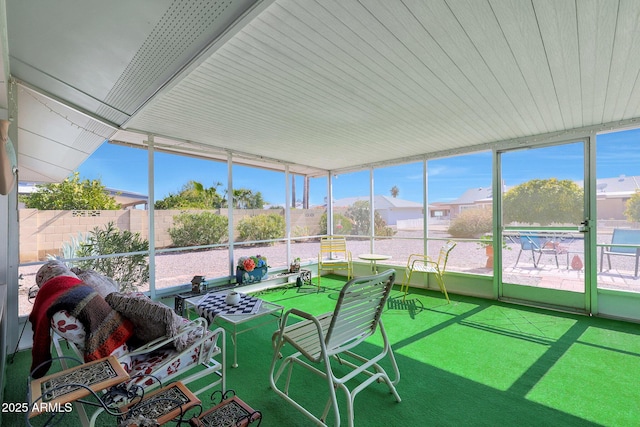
xmin=195 ymin=293 xmax=262 ymax=324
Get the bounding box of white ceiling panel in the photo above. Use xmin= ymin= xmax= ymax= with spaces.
xmin=16 ymin=86 xmax=114 ymax=182
xmin=4 ymin=0 xmax=640 ymax=181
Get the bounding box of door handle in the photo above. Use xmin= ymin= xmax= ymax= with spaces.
xmin=578 ymin=220 xmax=588 ymax=233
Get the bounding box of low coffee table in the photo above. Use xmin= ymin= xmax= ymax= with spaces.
xmin=186 ymin=291 xmax=283 ymax=368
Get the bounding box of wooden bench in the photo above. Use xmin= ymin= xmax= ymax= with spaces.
xmin=600 ymin=228 xmax=640 ymax=278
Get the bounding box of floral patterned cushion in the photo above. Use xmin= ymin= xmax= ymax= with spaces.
xmin=52 ymin=309 xmax=219 ymax=391
xmin=122 ymin=329 xmax=218 ymax=388
xmin=51 ymin=310 xmax=132 ymax=367
xmin=51 ymin=310 xmax=85 ymax=348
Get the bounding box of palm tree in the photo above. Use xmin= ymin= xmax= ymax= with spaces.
xmin=231 ymin=188 xmax=265 ymax=209
xmin=191 ymin=181 xmax=223 ymax=208
xmin=390 ymin=185 xmax=399 ymax=198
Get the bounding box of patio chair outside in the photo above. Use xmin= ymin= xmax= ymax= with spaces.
xmin=317 ymin=236 xmax=353 ymax=288
xmin=514 ymin=233 xmax=565 ymax=268
xmin=400 ymin=240 xmax=456 ymax=303
xmin=600 ymin=228 xmax=640 ymax=278
xmin=269 ymin=269 xmax=400 ymax=427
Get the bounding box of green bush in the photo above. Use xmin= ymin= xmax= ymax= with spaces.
xmin=375 ymin=217 xmax=395 ymax=237
xmin=624 ymin=191 xmax=640 ymax=222
xmin=319 ymin=205 xmax=394 ymax=236
xmin=345 ymin=201 xmax=395 ymax=236
xmin=503 ymin=178 xmax=582 ymax=226
xmin=237 ymin=213 xmax=285 ymax=242
xmin=169 ymin=211 xmax=229 ymax=247
xmin=447 ymin=208 xmax=492 ymax=238
xmin=291 ymin=226 xmax=311 ymax=240
xmin=21 ymin=172 xmax=120 ymax=210
xmin=75 ymin=222 xmax=149 ymax=293
xmin=319 ymin=212 xmax=353 ymax=235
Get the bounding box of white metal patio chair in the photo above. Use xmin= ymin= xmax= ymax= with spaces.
xmin=269 ymin=269 xmax=400 ymax=427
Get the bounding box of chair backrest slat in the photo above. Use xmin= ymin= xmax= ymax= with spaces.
xmin=320 ymin=236 xmax=349 ymax=259
xmin=325 ymin=269 xmax=395 ymax=351
xmin=610 ymin=228 xmax=640 ymax=254
xmin=437 ymin=241 xmax=456 ymax=271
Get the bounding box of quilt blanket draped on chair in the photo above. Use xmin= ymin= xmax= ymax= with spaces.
xmin=30 ymin=275 xmax=133 ymax=378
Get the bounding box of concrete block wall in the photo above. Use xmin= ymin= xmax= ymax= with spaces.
xmin=19 ymin=208 xmax=325 ymax=262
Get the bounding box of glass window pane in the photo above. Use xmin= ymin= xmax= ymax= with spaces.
xmin=332 ymin=170 xmax=370 ymax=238
xmin=18 ymin=143 xmax=149 ymax=315
xmin=154 ymin=151 xmax=229 ymax=291
xmin=596 ymin=128 xmax=640 ymax=292
xmin=428 ymin=152 xmax=492 ymax=274
xmin=290 ymin=175 xmax=327 ymax=266
xmin=231 ymin=164 xmax=286 ymax=272
xmin=373 ymin=162 xmax=424 ymax=266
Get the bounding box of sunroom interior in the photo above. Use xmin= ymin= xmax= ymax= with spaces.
xmin=2 ymin=0 xmax=640 ymax=425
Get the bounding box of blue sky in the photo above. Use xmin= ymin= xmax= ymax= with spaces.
xmin=76 ymin=128 xmax=640 ymax=206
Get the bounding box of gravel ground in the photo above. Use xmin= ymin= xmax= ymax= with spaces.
xmin=17 ymin=231 xmax=640 ymax=316
xmin=17 ymin=232 xmax=444 ymax=315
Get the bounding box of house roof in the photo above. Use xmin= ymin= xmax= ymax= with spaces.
xmin=596 ymin=175 xmax=640 ymax=196
xmin=449 ymin=187 xmax=494 ymax=205
xmin=4 ymin=1 xmax=640 ymax=183
xmin=447 ymin=175 xmax=640 ymax=206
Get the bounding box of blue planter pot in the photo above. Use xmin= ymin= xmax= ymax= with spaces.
xmin=236 ymin=266 xmax=268 ymax=284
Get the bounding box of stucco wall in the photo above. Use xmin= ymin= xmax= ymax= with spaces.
xmin=19 ymin=208 xmax=324 ymax=262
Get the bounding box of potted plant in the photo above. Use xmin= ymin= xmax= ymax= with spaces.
xmin=477 ymin=234 xmax=510 ymax=268
xmin=236 ymin=255 xmax=268 ymax=284
xmin=289 ymin=257 xmax=301 ymax=273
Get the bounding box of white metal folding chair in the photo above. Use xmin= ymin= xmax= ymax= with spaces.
xmin=269 ymin=269 xmax=400 ymax=427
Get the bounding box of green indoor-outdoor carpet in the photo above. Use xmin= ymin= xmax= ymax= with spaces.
xmin=6 ymin=275 xmax=640 ymax=426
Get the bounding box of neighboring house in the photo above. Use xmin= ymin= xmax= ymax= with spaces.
xmin=596 ymin=175 xmax=640 ymax=220
xmin=430 ymin=175 xmax=640 ymax=221
xmin=428 ymin=202 xmax=451 ymax=221
xmin=442 ymin=186 xmax=496 ymax=219
xmin=109 ymin=189 xmax=149 ymax=209
xmin=332 ymin=195 xmax=423 ymax=226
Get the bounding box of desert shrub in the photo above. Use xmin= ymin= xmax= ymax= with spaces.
xmin=447 ymin=208 xmax=492 ymax=238
xmin=319 ymin=204 xmax=394 ymax=236
xmin=319 ymin=212 xmax=353 ymax=235
xmin=47 ymin=232 xmax=88 ymax=267
xmin=624 ymin=191 xmax=640 ymax=222
xmin=291 ymin=226 xmax=311 ymax=240
xmin=345 ymin=201 xmax=395 ymax=236
xmin=75 ymin=222 xmax=149 ymax=293
xmin=169 ymin=211 xmax=228 ymax=247
xmin=345 ymin=201 xmax=371 ymax=235
xmin=237 ymin=213 xmax=285 ymax=242
xmin=375 ymin=218 xmax=395 ymax=236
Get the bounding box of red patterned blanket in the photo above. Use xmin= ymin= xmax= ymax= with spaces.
xmin=30 ymin=276 xmax=133 ymax=378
